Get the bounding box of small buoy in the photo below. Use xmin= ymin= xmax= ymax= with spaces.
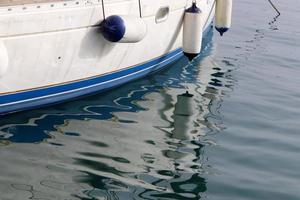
xmin=0 ymin=41 xmax=8 ymax=77
xmin=183 ymin=2 xmax=203 ymax=61
xmin=174 ymin=91 xmax=194 ymax=116
xmin=215 ymin=0 xmax=233 ymax=36
xmin=100 ymin=15 xmax=147 ymax=43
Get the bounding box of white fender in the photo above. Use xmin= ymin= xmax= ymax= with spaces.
xmin=0 ymin=41 xmax=8 ymax=77
xmin=101 ymin=15 xmax=147 ymax=43
xmin=183 ymin=2 xmax=203 ymax=61
xmin=215 ymin=0 xmax=233 ymax=36
xmin=121 ymin=16 xmax=147 ymax=43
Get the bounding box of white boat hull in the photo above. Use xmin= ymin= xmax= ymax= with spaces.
xmin=0 ymin=0 xmax=215 ymax=114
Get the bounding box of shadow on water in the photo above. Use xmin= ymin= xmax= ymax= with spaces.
xmin=0 ymin=29 xmax=237 ymax=199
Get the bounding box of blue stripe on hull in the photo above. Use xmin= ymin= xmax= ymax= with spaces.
xmin=0 ymin=25 xmax=213 ymax=114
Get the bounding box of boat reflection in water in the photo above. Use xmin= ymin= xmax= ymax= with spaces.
xmin=0 ymin=30 xmax=236 ymax=199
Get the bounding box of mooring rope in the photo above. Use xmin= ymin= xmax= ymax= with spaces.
xmin=267 ymin=0 xmax=281 ymax=16
xmin=138 ymin=0 xmax=142 ymax=18
xmin=203 ymin=0 xmax=216 ymax=29
xmin=101 ymin=0 xmax=106 ymax=19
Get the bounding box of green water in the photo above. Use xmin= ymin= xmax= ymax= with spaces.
xmin=0 ymin=0 xmax=300 ymax=199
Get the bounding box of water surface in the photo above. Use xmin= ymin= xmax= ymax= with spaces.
xmin=1 ymin=0 xmax=300 ymax=199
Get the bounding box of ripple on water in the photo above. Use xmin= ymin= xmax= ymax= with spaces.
xmin=1 ymin=0 xmax=300 ymax=199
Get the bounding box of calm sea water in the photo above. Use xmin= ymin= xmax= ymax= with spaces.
xmin=1 ymin=0 xmax=300 ymax=199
